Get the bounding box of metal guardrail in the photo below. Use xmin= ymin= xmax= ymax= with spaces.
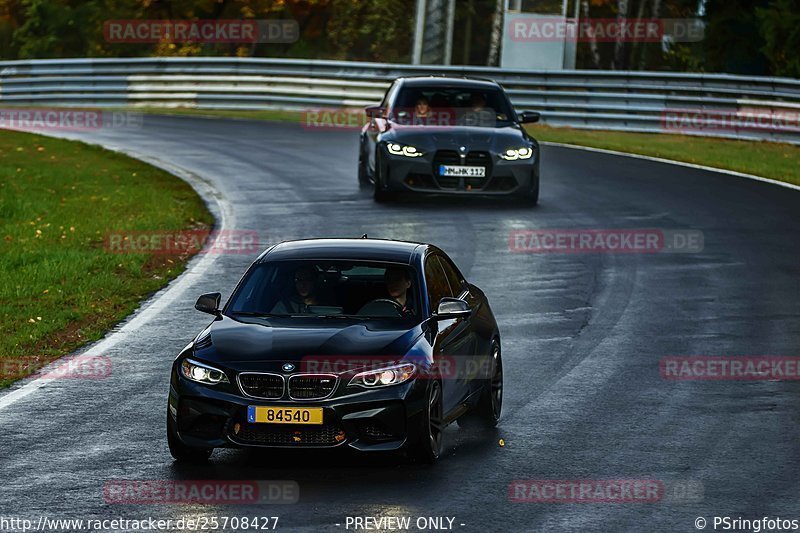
xmin=1 ymin=57 xmax=800 ymax=144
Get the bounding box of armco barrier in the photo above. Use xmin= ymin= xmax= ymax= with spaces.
xmin=1 ymin=57 xmax=799 ymax=144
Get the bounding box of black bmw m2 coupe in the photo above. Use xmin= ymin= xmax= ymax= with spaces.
xmin=167 ymin=238 xmax=502 ymax=464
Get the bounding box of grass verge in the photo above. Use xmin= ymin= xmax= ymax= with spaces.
xmin=0 ymin=129 xmax=213 ymax=388
xmin=527 ymin=125 xmax=800 ymax=187
xmin=135 ymin=107 xmax=800 ymax=187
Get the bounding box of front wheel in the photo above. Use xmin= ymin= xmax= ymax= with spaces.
xmin=167 ymin=409 xmax=213 ymax=463
xmin=373 ymin=150 xmax=395 ymax=202
xmin=519 ymin=175 xmax=539 ymax=206
xmin=407 ymin=380 xmax=444 ymax=463
xmin=358 ymin=139 xmax=371 ymax=188
xmin=457 ymin=340 xmax=502 ymax=430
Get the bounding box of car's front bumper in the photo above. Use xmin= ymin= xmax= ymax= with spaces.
xmin=168 ymin=372 xmax=427 ymax=452
xmin=379 ymin=146 xmax=539 ymax=196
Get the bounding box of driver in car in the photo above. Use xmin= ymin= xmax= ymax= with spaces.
xmin=384 ymin=267 xmax=415 ymax=317
xmin=272 ymin=265 xmax=320 ymax=314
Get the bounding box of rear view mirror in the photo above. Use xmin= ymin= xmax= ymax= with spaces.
xmin=434 ymin=297 xmax=471 ymax=319
xmin=365 ymin=105 xmax=385 ymax=119
xmin=195 ymin=292 xmax=221 ymax=316
xmin=519 ymin=111 xmax=541 ymax=124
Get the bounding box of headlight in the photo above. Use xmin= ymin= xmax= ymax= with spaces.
xmin=348 ymin=363 xmax=416 ymax=388
xmin=386 ymin=143 xmax=424 ymax=157
xmin=499 ymin=147 xmax=534 ymax=160
xmin=180 ymin=358 xmax=229 ymax=385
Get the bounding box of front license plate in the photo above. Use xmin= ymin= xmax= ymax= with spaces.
xmin=247 ymin=406 xmax=323 ymax=425
xmin=439 ymin=165 xmax=486 ymax=177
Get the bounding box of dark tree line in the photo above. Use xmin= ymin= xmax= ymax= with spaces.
xmin=0 ymin=0 xmax=798 ymax=77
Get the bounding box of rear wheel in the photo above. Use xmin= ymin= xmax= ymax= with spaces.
xmin=408 ymin=380 xmax=444 ymax=463
xmin=457 ymin=340 xmax=502 ymax=429
xmin=167 ymin=409 xmax=213 ymax=463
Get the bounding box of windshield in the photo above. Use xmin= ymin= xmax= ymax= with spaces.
xmin=391 ymin=86 xmax=515 ymax=127
xmin=226 ymin=260 xmax=420 ymax=320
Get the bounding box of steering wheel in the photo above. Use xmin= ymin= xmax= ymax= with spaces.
xmin=357 ymin=298 xmax=404 ymax=317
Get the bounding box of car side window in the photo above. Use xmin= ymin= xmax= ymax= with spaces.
xmin=439 ymin=256 xmax=464 ymax=297
xmin=424 ymin=255 xmax=452 ymax=312
xmin=380 ymin=81 xmax=396 ymax=110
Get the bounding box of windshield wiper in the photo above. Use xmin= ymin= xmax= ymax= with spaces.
xmin=232 ymin=312 xmax=408 ymax=320
xmin=230 ymin=311 xmax=289 ymax=318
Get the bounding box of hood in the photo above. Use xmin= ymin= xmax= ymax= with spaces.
xmin=388 ymin=124 xmax=528 ymax=152
xmin=193 ymin=316 xmax=421 ymax=371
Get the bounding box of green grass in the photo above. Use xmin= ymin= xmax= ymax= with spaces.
xmin=527 ymin=124 xmax=800 ymax=187
xmin=133 ymin=107 xmax=304 ymax=123
xmin=3 ymin=108 xmax=795 ymax=385
xmin=135 ymin=106 xmax=800 ymax=187
xmin=0 ymin=130 xmax=213 ymax=388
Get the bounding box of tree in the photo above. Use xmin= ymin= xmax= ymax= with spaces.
xmin=700 ymin=0 xmax=769 ymax=74
xmin=326 ymin=0 xmax=412 ymax=62
xmin=486 ymin=0 xmax=502 ymax=66
xmin=757 ymin=0 xmax=800 ymax=78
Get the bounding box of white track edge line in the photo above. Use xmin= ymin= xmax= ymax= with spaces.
xmin=541 ymin=141 xmax=800 ymax=192
xmin=0 ymin=141 xmax=231 ymax=411
xmin=1 ymin=132 xmax=793 ymax=409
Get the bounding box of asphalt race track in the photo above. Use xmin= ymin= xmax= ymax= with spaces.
xmin=1 ymin=115 xmax=799 ymax=532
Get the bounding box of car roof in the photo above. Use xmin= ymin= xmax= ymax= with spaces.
xmin=398 ymin=76 xmax=500 ymax=90
xmin=258 ymin=238 xmax=427 ymax=264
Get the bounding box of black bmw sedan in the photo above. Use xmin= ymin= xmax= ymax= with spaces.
xmin=167 ymin=238 xmax=502 ymax=463
xmin=358 ymin=76 xmax=541 ymax=203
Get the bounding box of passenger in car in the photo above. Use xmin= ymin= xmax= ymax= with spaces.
xmin=463 ymin=92 xmax=495 ymax=127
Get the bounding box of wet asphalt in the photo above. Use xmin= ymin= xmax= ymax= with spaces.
xmin=1 ymin=115 xmax=799 ymax=532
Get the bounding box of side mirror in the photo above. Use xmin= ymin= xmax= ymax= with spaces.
xmin=434 ymin=297 xmax=471 ymax=319
xmin=365 ymin=105 xmax=385 ymax=119
xmin=519 ymin=111 xmax=541 ymax=124
xmin=195 ymin=292 xmax=221 ymax=316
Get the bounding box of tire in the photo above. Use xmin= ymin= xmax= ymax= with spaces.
xmin=374 ymin=187 xmax=394 ymax=202
xmin=520 ymin=175 xmax=539 ymax=206
xmin=358 ymin=139 xmax=371 ymax=188
xmin=167 ymin=409 xmax=213 ymax=463
xmin=407 ymin=380 xmax=444 ymax=464
xmin=457 ymin=340 xmax=502 ymax=430
xmin=372 ymin=149 xmax=395 ymax=202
